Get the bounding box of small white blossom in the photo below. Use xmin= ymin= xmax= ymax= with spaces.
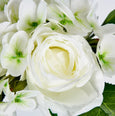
xmin=47 ymin=0 xmax=99 ymax=35
xmin=97 ymin=24 xmax=115 ymax=84
xmin=0 ymin=79 xmax=39 ymax=115
xmin=17 ymin=0 xmax=47 ymax=33
xmin=1 ymin=31 xmax=28 ymax=76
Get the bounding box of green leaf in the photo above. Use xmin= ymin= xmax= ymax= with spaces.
xmin=12 ymin=80 xmax=27 ymax=92
xmin=0 ymin=92 xmax=5 ymax=102
xmin=102 ymin=9 xmax=115 ymax=25
xmin=85 ymin=31 xmax=99 ymax=53
xmin=79 ymin=83 xmax=115 ymax=116
xmin=9 ymin=76 xmax=27 ymax=93
xmin=88 ymin=39 xmax=99 ymax=53
xmin=49 ymin=109 xmax=58 ymax=116
xmin=79 ymin=107 xmax=108 ymax=116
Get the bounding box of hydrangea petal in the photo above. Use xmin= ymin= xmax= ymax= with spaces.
xmin=17 ymin=0 xmax=37 ymax=31
xmin=18 ymin=0 xmax=36 ymax=21
xmin=37 ymin=0 xmax=47 ymax=24
xmin=4 ymin=0 xmax=22 ymax=23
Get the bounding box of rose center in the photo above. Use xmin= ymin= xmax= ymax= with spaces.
xmin=45 ymin=46 xmax=69 ymax=75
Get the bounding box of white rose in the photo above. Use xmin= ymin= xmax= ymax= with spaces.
xmin=97 ymin=24 xmax=115 ymax=84
xmin=27 ymin=25 xmax=104 ymax=115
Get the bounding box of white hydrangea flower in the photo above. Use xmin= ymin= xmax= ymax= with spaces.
xmin=11 ymin=90 xmax=39 ymax=112
xmin=11 ymin=90 xmax=39 ymax=110
xmin=70 ymin=0 xmax=100 ymax=31
xmin=47 ymin=0 xmax=99 ymax=36
xmin=1 ymin=31 xmax=28 ymax=76
xmin=26 ymin=25 xmax=104 ymax=116
xmin=17 ymin=0 xmax=47 ymax=33
xmin=97 ymin=24 xmax=115 ymax=84
xmin=48 ymin=0 xmax=87 ymax=35
xmin=0 ymin=79 xmax=39 ymax=116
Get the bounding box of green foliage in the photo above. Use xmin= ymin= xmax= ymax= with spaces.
xmin=0 ymin=75 xmax=5 ymax=80
xmin=85 ymin=31 xmax=99 ymax=53
xmin=9 ymin=76 xmax=27 ymax=93
xmin=0 ymin=92 xmax=5 ymax=102
xmin=79 ymin=107 xmax=108 ymax=116
xmin=88 ymin=39 xmax=99 ymax=53
xmin=49 ymin=109 xmax=58 ymax=116
xmin=102 ymin=9 xmax=115 ymax=25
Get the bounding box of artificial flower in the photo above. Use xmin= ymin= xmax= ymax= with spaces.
xmin=1 ymin=31 xmax=28 ymax=76
xmin=97 ymin=24 xmax=115 ymax=84
xmin=0 ymin=0 xmax=114 ymax=115
xmin=26 ymin=25 xmax=104 ymax=116
xmin=0 ymin=79 xmax=39 ymax=116
xmin=17 ymin=0 xmax=47 ymax=33
xmin=47 ymin=0 xmax=99 ymax=36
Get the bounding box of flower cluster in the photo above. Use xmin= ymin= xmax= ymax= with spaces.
xmin=0 ymin=0 xmax=115 ymax=116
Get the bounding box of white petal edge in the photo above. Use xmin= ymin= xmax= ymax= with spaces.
xmin=37 ymin=0 xmax=47 ymax=24
xmin=18 ymin=0 xmax=36 ymax=21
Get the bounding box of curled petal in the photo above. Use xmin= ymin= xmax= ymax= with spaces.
xmin=4 ymin=0 xmax=22 ymax=23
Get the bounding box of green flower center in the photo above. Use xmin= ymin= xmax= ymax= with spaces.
xmin=30 ymin=22 xmax=38 ymax=27
xmin=58 ymin=13 xmax=73 ymax=25
xmin=98 ymin=52 xmax=110 ymax=67
xmin=10 ymin=49 xmax=25 ymax=64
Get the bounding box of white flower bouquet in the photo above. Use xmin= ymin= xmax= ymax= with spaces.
xmin=0 ymin=0 xmax=115 ymax=116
